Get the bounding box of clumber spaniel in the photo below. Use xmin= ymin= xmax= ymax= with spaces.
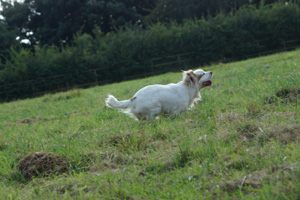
xmin=105 ymin=69 xmax=213 ymax=120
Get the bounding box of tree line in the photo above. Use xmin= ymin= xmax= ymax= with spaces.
xmin=0 ymin=0 xmax=300 ymax=101
xmin=1 ymin=0 xmax=290 ymax=49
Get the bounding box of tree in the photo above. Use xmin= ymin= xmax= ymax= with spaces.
xmin=1 ymin=0 xmax=156 ymax=46
xmin=145 ymin=0 xmax=284 ymax=23
xmin=0 ymin=1 xmax=30 ymax=43
xmin=0 ymin=22 xmax=19 ymax=64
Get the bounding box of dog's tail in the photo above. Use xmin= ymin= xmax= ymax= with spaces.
xmin=105 ymin=94 xmax=131 ymax=109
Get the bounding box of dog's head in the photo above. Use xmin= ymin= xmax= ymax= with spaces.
xmin=183 ymin=69 xmax=213 ymax=88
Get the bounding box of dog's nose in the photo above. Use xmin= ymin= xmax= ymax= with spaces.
xmin=210 ymin=72 xmax=213 ymax=76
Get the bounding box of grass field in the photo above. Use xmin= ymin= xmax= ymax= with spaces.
xmin=0 ymin=50 xmax=299 ymax=199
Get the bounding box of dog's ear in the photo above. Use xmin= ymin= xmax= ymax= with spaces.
xmin=183 ymin=70 xmax=197 ymax=87
xmin=197 ymin=73 xmax=204 ymax=80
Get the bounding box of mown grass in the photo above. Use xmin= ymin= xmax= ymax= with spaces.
xmin=0 ymin=50 xmax=299 ymax=199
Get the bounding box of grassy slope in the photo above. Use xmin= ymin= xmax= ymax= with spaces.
xmin=0 ymin=50 xmax=299 ymax=199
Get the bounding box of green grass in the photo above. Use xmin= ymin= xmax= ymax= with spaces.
xmin=0 ymin=50 xmax=300 ymax=199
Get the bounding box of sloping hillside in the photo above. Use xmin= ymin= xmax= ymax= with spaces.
xmin=0 ymin=50 xmax=299 ymax=199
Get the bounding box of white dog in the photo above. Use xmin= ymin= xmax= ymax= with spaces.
xmin=105 ymin=69 xmax=213 ymax=120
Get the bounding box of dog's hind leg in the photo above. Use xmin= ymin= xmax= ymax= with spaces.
xmin=136 ymin=113 xmax=147 ymax=121
xmin=147 ymin=106 xmax=162 ymax=121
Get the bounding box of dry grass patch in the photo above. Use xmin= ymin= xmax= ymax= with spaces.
xmin=236 ymin=123 xmax=299 ymax=144
xmin=98 ymin=151 xmax=147 ymax=168
xmin=264 ymin=125 xmax=300 ymax=144
xmin=4 ymin=116 xmax=45 ymax=126
xmin=217 ymin=110 xmax=299 ymax=145
xmin=139 ymin=162 xmax=175 ymax=176
xmin=3 ymin=110 xmax=90 ymax=127
xmin=216 ymin=112 xmax=246 ymax=124
xmin=43 ymin=89 xmax=83 ymax=102
xmin=89 ymin=161 xmax=119 ymax=174
xmin=218 ymin=163 xmax=299 ymax=192
xmin=265 ymin=87 xmax=300 ymax=104
xmin=262 ymin=112 xmax=296 ymax=122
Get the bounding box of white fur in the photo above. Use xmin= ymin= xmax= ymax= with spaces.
xmin=105 ymin=69 xmax=213 ymax=121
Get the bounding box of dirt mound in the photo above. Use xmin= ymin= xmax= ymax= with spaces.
xmin=17 ymin=152 xmax=68 ymax=180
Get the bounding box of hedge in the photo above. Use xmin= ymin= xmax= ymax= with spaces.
xmin=1 ymin=2 xmax=300 ymax=101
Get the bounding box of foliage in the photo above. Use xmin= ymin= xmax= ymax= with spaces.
xmin=0 ymin=1 xmax=31 ymax=43
xmin=145 ymin=0 xmax=251 ymax=23
xmin=0 ymin=23 xmax=19 ymax=64
xmin=0 ymin=50 xmax=299 ymax=199
xmin=1 ymin=0 xmax=288 ymax=46
xmin=0 ymin=2 xmax=300 ymax=101
xmin=146 ymin=0 xmax=297 ymax=23
xmin=1 ymin=0 xmax=156 ymax=46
